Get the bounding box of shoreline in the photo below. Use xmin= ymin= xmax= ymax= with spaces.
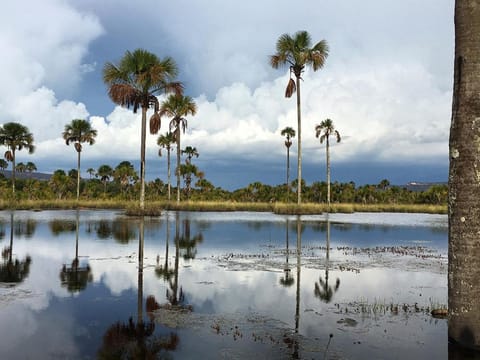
xmin=0 ymin=199 xmax=447 ymax=215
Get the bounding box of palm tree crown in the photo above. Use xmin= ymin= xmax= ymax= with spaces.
xmin=0 ymin=122 xmax=35 ymax=194
xmin=160 ymin=94 xmax=197 ymax=203
xmin=281 ymin=127 xmax=296 ymax=148
xmin=315 ymin=119 xmax=341 ymax=144
xmin=270 ymin=31 xmax=329 ymax=205
xmin=63 ymin=119 xmax=97 ymax=201
xmin=182 ymin=146 xmax=199 ymax=164
xmin=63 ymin=119 xmax=97 ymax=150
xmin=103 ymin=49 xmax=183 ymax=210
xmin=270 ymin=31 xmax=329 ymax=97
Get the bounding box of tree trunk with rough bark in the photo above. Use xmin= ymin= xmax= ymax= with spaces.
xmin=326 ymin=136 xmax=331 ymax=206
xmin=448 ymin=0 xmax=480 ymax=350
xmin=295 ymin=76 xmax=302 ymax=205
xmin=140 ymin=107 xmax=147 ymax=210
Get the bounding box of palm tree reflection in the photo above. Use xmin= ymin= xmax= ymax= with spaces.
xmin=155 ymin=214 xmax=174 ymax=282
xmin=60 ymin=210 xmax=92 ymax=293
xmin=280 ymin=218 xmax=294 ymax=287
xmin=168 ymin=212 xmax=185 ymax=306
xmin=293 ymin=216 xmax=302 ymax=359
xmin=0 ymin=211 xmax=32 ymax=283
xmin=98 ymin=217 xmax=179 ymax=358
xmin=314 ymin=217 xmax=340 ymax=303
xmin=178 ymin=217 xmax=203 ymax=261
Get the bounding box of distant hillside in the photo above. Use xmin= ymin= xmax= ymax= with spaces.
xmin=0 ymin=170 xmax=51 ymax=181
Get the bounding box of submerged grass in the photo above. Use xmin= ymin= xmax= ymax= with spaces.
xmin=0 ymin=199 xmax=447 ymax=215
xmin=336 ymin=298 xmax=448 ymax=318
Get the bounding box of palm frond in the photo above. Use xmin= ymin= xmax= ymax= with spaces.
xmin=4 ymin=150 xmax=12 ymax=162
xmin=285 ymin=78 xmax=296 ymax=98
xmin=108 ymin=84 xmax=142 ymax=112
xmin=335 ymin=130 xmax=341 ymax=143
xmin=149 ymin=112 xmax=161 ymax=135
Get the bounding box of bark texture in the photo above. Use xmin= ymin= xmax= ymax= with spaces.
xmin=448 ymin=0 xmax=480 ymax=350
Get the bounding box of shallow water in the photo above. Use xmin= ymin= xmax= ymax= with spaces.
xmin=0 ymin=210 xmax=449 ymax=359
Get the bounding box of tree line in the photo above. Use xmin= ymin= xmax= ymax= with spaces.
xmin=0 ymin=165 xmax=447 ymax=205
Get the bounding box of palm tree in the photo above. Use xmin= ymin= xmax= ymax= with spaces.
xmin=25 ymin=161 xmax=37 ymax=177
xmin=0 ymin=122 xmax=35 ymax=194
xmin=448 ymin=0 xmax=480 ymax=349
xmin=179 ymin=163 xmax=198 ymax=200
xmin=159 ymin=94 xmax=197 ymax=203
xmin=181 ymin=146 xmax=199 ymax=164
xmin=103 ymin=49 xmax=183 ymax=210
xmin=0 ymin=159 xmax=7 ymax=173
xmin=114 ymin=161 xmax=138 ymax=197
xmin=86 ymin=168 xmax=96 ymax=179
xmin=281 ymin=127 xmax=295 ymax=203
xmin=97 ymin=164 xmax=113 ymax=196
xmin=315 ymin=119 xmax=341 ymax=207
xmin=63 ymin=119 xmax=97 ymax=201
xmin=15 ymin=162 xmax=26 ymax=175
xmin=270 ymin=31 xmax=329 ymax=205
xmin=157 ymin=132 xmax=176 ymax=201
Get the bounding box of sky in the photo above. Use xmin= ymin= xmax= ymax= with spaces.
xmin=0 ymin=0 xmax=454 ymax=190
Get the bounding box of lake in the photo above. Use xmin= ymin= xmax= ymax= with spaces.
xmin=0 ymin=210 xmax=450 ymax=359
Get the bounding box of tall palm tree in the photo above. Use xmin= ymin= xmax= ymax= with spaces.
xmin=0 ymin=122 xmax=35 ymax=194
xmin=63 ymin=119 xmax=97 ymax=201
xmin=315 ymin=119 xmax=341 ymax=207
xmin=270 ymin=31 xmax=329 ymax=205
xmin=448 ymin=0 xmax=480 ymax=350
xmin=159 ymin=94 xmax=197 ymax=203
xmin=281 ymin=127 xmax=295 ymax=203
xmin=97 ymin=164 xmax=113 ymax=196
xmin=157 ymin=132 xmax=176 ymax=201
xmin=103 ymin=49 xmax=183 ymax=210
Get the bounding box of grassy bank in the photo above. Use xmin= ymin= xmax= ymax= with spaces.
xmin=0 ymin=199 xmax=447 ymax=215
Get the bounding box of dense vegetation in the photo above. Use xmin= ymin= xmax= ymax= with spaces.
xmin=0 ymin=167 xmax=447 ymax=208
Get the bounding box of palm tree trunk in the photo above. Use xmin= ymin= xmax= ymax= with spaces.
xmin=167 ymin=149 xmax=171 ymax=201
xmin=140 ymin=107 xmax=147 ymax=210
xmin=76 ymin=149 xmax=81 ymax=201
xmin=286 ymin=146 xmax=290 ymax=203
xmin=296 ymin=76 xmax=302 ymax=205
xmin=326 ymin=137 xmax=331 ymax=206
xmin=176 ymin=127 xmax=181 ymax=203
xmin=448 ymin=0 xmax=480 ymax=350
xmin=11 ymin=151 xmax=15 ymax=195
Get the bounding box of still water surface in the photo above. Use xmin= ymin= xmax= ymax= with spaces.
xmin=0 ymin=210 xmax=448 ymax=359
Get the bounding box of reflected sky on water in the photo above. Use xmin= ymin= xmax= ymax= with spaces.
xmin=0 ymin=210 xmax=449 ymax=359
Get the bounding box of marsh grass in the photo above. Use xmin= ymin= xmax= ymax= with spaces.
xmin=0 ymin=199 xmax=446 ymax=214
xmin=336 ymin=298 xmax=447 ymax=318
